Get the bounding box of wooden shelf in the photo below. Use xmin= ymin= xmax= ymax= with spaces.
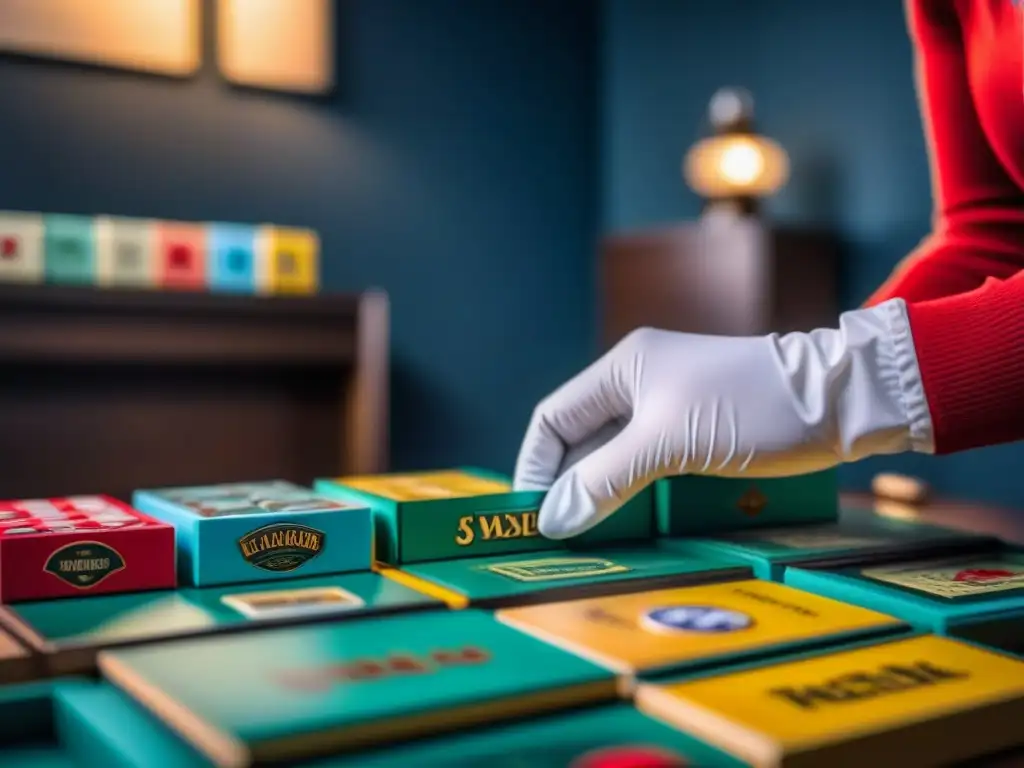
xmin=0 ymin=285 xmax=389 ymax=500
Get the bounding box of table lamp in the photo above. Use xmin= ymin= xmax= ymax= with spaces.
xmin=683 ymin=88 xmax=789 ymax=217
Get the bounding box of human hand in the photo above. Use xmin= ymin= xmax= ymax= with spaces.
xmin=513 ymin=300 xmax=932 ymax=539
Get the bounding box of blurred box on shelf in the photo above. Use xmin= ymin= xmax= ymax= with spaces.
xmin=95 ymin=216 xmax=157 ymax=288
xmin=257 ymin=225 xmax=319 ymax=294
xmin=44 ymin=214 xmax=96 ymax=285
xmin=208 ymin=222 xmax=258 ymax=293
xmin=156 ymin=220 xmax=207 ymax=290
xmin=0 ymin=210 xmax=44 ymax=284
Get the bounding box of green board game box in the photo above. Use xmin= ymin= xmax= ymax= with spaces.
xmin=315 ymin=467 xmax=653 ymax=565
xmin=785 ymin=548 xmax=1024 ymax=654
xmin=392 ymin=544 xmax=750 ymax=608
xmin=98 ymin=609 xmax=619 ymax=767
xmin=0 ymin=678 xmax=206 ymax=767
xmin=662 ymin=507 xmax=997 ymax=580
xmin=320 ymin=703 xmax=745 ymax=767
xmin=132 ymin=481 xmax=373 ymax=587
xmin=656 ymin=468 xmax=838 ymax=536
xmin=0 ymin=571 xmax=439 ymax=676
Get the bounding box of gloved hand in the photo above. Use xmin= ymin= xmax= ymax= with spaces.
xmin=513 ymin=298 xmax=934 ymax=539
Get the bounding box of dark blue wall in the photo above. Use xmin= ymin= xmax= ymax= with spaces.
xmin=0 ymin=0 xmax=599 ymax=474
xmin=602 ymin=0 xmax=1024 ymax=507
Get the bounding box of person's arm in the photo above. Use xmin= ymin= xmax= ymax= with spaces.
xmin=865 ymin=0 xmax=1024 ymax=306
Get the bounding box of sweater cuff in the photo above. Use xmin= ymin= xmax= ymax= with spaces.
xmin=880 ymin=299 xmax=935 ymax=454
xmin=905 ymin=276 xmax=1024 ymax=454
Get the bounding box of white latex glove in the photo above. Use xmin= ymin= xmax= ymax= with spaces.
xmin=513 ymin=298 xmax=934 ymax=539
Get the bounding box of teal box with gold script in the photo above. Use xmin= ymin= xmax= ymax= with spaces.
xmin=785 ymin=548 xmax=1024 ymax=654
xmin=132 ymin=481 xmax=372 ymax=588
xmin=97 ymin=609 xmax=619 ymax=766
xmin=655 ymin=469 xmax=839 ymax=536
xmin=315 ymin=467 xmax=653 ymax=565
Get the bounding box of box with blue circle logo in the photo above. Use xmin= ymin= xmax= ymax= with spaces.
xmin=496 ymin=579 xmax=909 ymax=679
xmin=207 ymin=223 xmax=258 ymax=293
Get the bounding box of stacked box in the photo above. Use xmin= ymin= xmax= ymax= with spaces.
xmin=0 ymin=570 xmax=439 ymax=675
xmin=656 ymin=468 xmax=839 ymax=536
xmin=318 ymin=468 xmax=738 ymax=607
xmin=132 ymin=481 xmax=372 ymax=587
xmin=496 ymin=579 xmax=906 ymax=680
xmin=325 ymin=703 xmax=745 ymax=767
xmin=315 ymin=467 xmax=653 ymax=565
xmin=634 ymin=634 xmax=1024 ymax=766
xmin=662 ymin=506 xmax=997 ymax=580
xmin=98 ymin=609 xmax=618 ymax=766
xmin=785 ymin=548 xmax=1024 ymax=653
xmin=0 ymin=495 xmax=175 ymax=602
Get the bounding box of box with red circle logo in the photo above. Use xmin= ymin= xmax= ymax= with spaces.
xmin=0 ymin=495 xmax=175 ymax=602
xmin=0 ymin=211 xmax=45 ymax=284
xmin=785 ymin=548 xmax=1024 ymax=654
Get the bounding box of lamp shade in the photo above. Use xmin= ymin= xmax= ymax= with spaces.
xmin=683 ymin=133 xmax=789 ymax=199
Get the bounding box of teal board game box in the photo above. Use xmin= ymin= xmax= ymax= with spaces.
xmin=0 ymin=570 xmax=438 ymax=676
xmin=315 ymin=467 xmax=653 ymax=565
xmin=662 ymin=506 xmax=997 ymax=580
xmin=132 ymin=481 xmax=373 ymax=587
xmin=393 ymin=543 xmax=750 ymax=608
xmin=786 ymin=548 xmax=1024 ymax=654
xmin=0 ymin=679 xmax=217 ymax=767
xmin=656 ymin=468 xmax=838 ymax=536
xmin=322 ymin=703 xmax=745 ymax=767
xmin=98 ymin=609 xmax=619 ymax=766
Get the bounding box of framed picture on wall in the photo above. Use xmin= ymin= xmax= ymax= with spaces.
xmin=0 ymin=0 xmax=200 ymax=77
xmin=216 ymin=0 xmax=334 ymax=95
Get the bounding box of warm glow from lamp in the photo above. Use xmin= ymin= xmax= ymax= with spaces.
xmin=684 ymin=133 xmax=789 ymax=198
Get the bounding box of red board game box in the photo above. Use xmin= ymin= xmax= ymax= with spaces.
xmin=0 ymin=496 xmax=175 ymax=602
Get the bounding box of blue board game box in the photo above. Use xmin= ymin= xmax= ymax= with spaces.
xmin=132 ymin=481 xmax=373 ymax=587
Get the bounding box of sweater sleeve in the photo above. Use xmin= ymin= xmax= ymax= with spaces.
xmin=865 ymin=0 xmax=1024 ymax=307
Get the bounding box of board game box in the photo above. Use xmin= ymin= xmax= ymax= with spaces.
xmin=0 ymin=570 xmax=439 ymax=675
xmin=315 ymin=468 xmax=654 ymax=565
xmin=655 ymin=468 xmax=838 ymax=536
xmin=785 ymin=549 xmax=1024 ymax=653
xmin=98 ymin=609 xmax=619 ymax=766
xmin=0 ymin=495 xmax=175 ymax=602
xmin=662 ymin=506 xmax=997 ymax=580
xmin=496 ymin=579 xmax=906 ymax=680
xmin=0 ymin=678 xmax=211 ymax=767
xmin=132 ymin=481 xmax=372 ymax=587
xmin=389 ymin=544 xmax=751 ymax=608
xmin=635 ymin=634 xmax=1024 ymax=766
xmin=321 ymin=702 xmax=745 ymax=767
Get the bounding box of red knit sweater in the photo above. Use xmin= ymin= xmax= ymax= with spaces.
xmin=865 ymin=0 xmax=1024 ymax=454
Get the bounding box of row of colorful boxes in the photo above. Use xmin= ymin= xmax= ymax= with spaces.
xmin=0 ymin=210 xmax=320 ymax=294
xmin=0 ymin=468 xmax=1018 ymax=659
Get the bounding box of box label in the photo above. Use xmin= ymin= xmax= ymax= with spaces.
xmin=156 ymin=482 xmax=354 ymax=518
xmin=455 ymin=509 xmax=540 ymax=547
xmin=861 ymin=556 xmax=1024 ymax=599
xmin=339 ymin=470 xmax=511 ymax=502
xmin=237 ymin=522 xmax=325 ymax=572
xmin=221 ymin=586 xmax=364 ymax=620
xmin=640 ymin=606 xmax=754 ymax=634
xmin=485 ymin=557 xmax=631 ymax=583
xmin=43 ymin=540 xmax=126 ymax=588
xmin=639 ymin=635 xmax=1024 ymax=749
